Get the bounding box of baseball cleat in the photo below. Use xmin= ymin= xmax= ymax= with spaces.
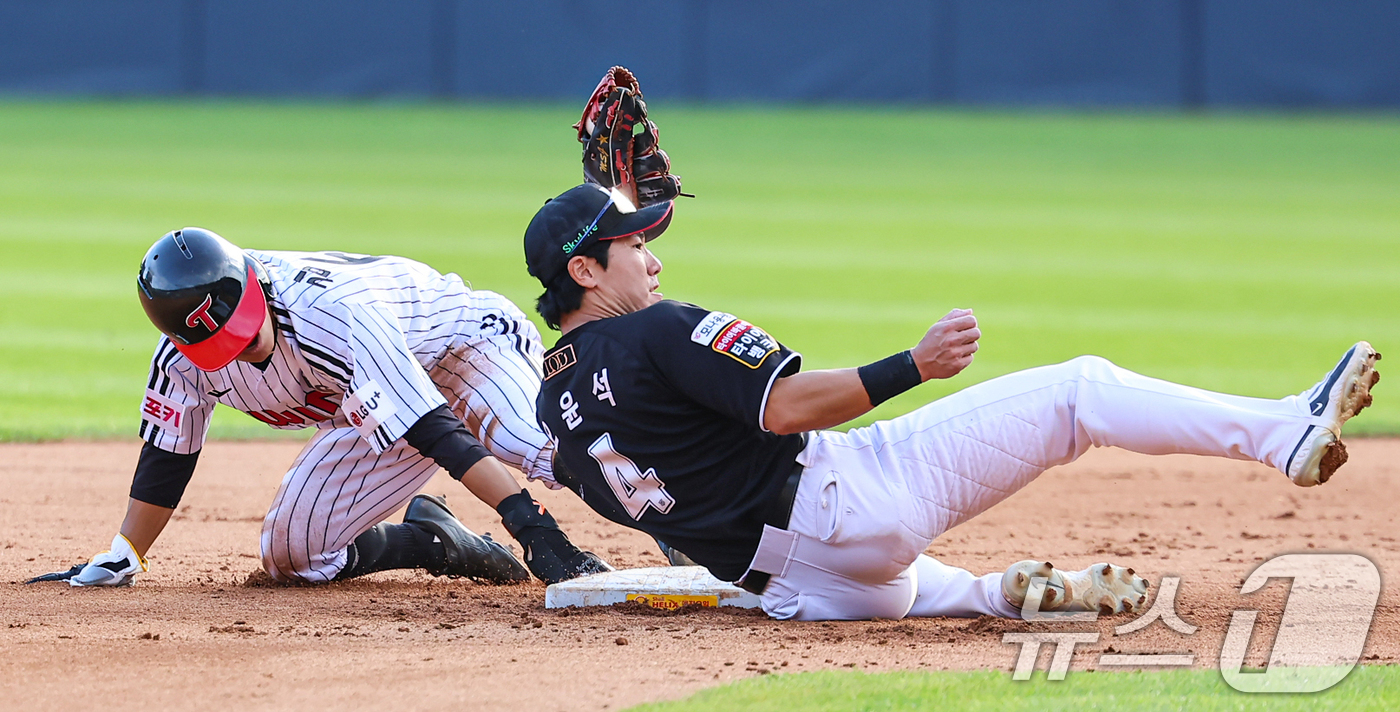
xmin=1285 ymin=342 xmax=1381 ymax=487
xmin=1002 ymin=560 xmax=1150 ymax=615
xmin=404 ymin=494 xmax=531 ymax=584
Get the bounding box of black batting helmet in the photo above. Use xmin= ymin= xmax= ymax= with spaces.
xmin=136 ymin=227 xmax=271 ymax=371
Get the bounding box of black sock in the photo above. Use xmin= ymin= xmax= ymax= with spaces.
xmin=335 ymin=522 xmax=447 ymax=580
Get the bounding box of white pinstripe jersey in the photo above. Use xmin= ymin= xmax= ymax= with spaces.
xmin=138 ymin=250 xmax=530 ymax=456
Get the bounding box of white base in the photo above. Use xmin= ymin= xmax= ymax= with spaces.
xmin=545 ymin=566 xmax=762 ymax=610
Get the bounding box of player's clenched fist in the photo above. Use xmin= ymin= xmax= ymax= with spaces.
xmin=911 ymin=308 xmax=980 ymax=380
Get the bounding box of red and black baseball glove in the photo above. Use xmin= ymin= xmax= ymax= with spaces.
xmin=574 ymin=66 xmax=686 ymax=207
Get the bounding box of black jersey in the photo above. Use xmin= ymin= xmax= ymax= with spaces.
xmin=538 ymin=300 xmax=807 ymax=581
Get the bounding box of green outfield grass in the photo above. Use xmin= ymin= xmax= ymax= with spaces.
xmin=626 ymin=666 xmax=1400 ymax=712
xmin=0 ymin=101 xmax=1396 ymax=440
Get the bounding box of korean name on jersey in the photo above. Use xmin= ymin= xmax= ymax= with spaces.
xmin=537 ymin=301 xmax=807 ymax=581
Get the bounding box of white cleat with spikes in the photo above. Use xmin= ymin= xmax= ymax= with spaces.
xmin=1286 ymin=341 xmax=1381 ymax=487
xmin=1001 ymin=560 xmax=1150 ymax=615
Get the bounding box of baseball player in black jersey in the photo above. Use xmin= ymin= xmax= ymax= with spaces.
xmin=523 ymin=184 xmax=1380 ymax=621
xmin=34 ymin=228 xmax=608 ymax=589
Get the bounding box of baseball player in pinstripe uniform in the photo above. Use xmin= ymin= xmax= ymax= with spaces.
xmin=50 ymin=227 xmax=607 ymax=588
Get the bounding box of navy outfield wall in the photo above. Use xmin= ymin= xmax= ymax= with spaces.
xmin=1 ymin=0 xmax=1397 ymax=108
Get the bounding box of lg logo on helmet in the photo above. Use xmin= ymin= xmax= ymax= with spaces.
xmin=185 ymin=294 xmax=220 ymax=332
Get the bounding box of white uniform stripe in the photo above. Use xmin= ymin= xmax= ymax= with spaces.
xmin=307 ymin=432 xmax=368 ymax=568
xmin=147 ymin=340 xmax=174 ymax=390
xmin=306 ymin=433 xmax=373 ymax=581
xmin=300 ymin=354 xmax=351 ymax=386
xmin=305 ymin=304 xmax=351 ymax=330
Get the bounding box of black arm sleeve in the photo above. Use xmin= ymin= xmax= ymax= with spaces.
xmin=129 ymin=442 xmax=200 ymax=509
xmin=403 ymin=404 xmax=493 ymax=481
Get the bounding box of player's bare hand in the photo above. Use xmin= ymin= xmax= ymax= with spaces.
xmin=912 ymin=309 xmax=980 ymax=380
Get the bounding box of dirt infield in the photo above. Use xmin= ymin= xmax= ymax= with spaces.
xmin=3 ymin=440 xmax=1398 ymax=711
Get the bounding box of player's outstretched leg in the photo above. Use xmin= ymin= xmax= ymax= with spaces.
xmin=763 ymin=344 xmax=1377 ymax=620
xmin=1000 ymin=560 xmax=1149 ymax=615
xmin=827 ymin=341 xmax=1381 ymax=545
xmin=1284 ymin=342 xmax=1381 ymax=486
xmin=905 ymin=555 xmax=1019 ymax=618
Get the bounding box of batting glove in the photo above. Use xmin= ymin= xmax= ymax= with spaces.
xmin=496 ymin=490 xmax=612 ymax=584
xmin=70 ymin=533 xmax=148 ymax=587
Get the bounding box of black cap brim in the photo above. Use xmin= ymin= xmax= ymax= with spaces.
xmin=599 ymin=200 xmax=673 ymax=243
xmin=525 ymin=184 xmax=676 ymax=288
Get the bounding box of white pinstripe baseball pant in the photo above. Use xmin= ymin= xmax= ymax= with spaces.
xmin=260 ymin=292 xmax=552 ymax=583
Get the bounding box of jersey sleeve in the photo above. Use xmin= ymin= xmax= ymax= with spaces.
xmin=303 ymin=301 xmax=448 ymax=453
xmin=642 ymin=302 xmax=802 ymax=431
xmin=138 ymin=339 xmax=216 ymax=455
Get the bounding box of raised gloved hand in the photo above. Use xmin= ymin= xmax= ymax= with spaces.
xmin=574 ymin=66 xmax=685 ymax=208
xmin=496 ymin=489 xmax=612 ymax=584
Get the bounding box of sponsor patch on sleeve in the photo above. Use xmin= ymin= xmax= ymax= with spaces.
xmin=141 ymin=390 xmax=186 ymax=432
xmin=695 ymin=313 xmax=779 ymax=369
xmin=543 ymin=344 xmax=577 ymax=381
xmin=690 ymin=311 xmax=738 ymax=345
xmin=342 ymin=379 xmax=399 ymax=442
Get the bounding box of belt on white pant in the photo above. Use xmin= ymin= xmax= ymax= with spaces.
xmin=737 ymin=460 xmax=804 ymax=595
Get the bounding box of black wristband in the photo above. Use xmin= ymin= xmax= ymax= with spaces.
xmin=496 ymin=489 xmax=561 ymax=538
xmin=857 ymin=350 xmax=923 ymax=407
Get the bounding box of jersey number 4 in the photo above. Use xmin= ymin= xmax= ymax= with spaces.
xmin=587 ymin=433 xmax=675 ymax=520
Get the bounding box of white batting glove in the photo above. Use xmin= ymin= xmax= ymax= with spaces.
xmin=70 ymin=534 xmax=148 ymax=587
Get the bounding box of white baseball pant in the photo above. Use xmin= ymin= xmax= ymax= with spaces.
xmin=261 ymin=292 xmax=552 ymax=583
xmin=754 ymin=355 xmax=1321 ymax=621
